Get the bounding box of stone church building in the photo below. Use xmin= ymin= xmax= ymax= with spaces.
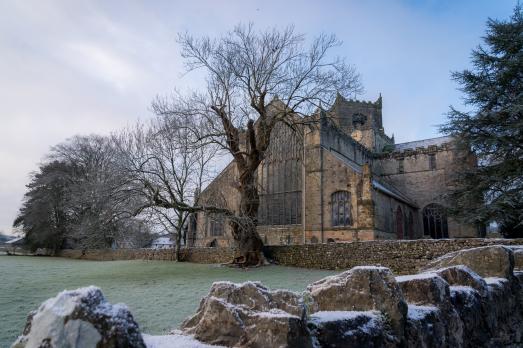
xmin=189 ymin=94 xmax=481 ymax=247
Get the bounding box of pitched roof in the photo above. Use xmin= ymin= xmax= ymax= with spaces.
xmin=326 ymin=147 xmax=417 ymax=208
xmin=394 ymin=136 xmax=453 ymax=151
xmin=372 ymin=178 xmax=418 ymax=208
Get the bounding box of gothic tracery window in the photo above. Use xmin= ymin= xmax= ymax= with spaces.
xmin=257 ymin=123 xmax=303 ymax=226
xmin=331 ymin=191 xmax=352 ymax=227
xmin=423 ymin=203 xmax=448 ymax=239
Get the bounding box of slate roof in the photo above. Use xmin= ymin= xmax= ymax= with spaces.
xmin=394 ymin=136 xmax=453 ymax=151
xmin=372 ymin=178 xmax=418 ymax=208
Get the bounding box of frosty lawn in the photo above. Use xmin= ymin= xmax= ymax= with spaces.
xmin=0 ymin=255 xmax=336 ymax=347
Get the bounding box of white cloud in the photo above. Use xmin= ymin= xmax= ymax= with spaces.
xmin=64 ymin=42 xmax=141 ymax=91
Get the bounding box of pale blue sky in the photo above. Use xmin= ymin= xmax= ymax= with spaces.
xmin=0 ymin=0 xmax=517 ymax=234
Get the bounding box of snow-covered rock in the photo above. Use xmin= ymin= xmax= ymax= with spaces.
xmin=396 ymin=272 xmax=463 ymax=347
xmin=421 ymin=246 xmax=523 ymax=347
xmin=143 ymin=332 xmax=225 ymax=348
xmin=181 ymin=281 xmax=311 ymax=347
xmin=432 ymin=265 xmax=488 ymax=297
xmin=11 ymin=286 xmax=145 ymax=348
xmin=423 ymin=245 xmax=515 ymax=279
xmin=511 ymin=247 xmax=523 ymax=271
xmin=307 ymin=265 xmax=407 ymax=341
xmin=396 ymin=273 xmax=448 ymax=305
xmin=404 ymin=304 xmax=446 ymax=347
xmin=308 ymin=310 xmax=397 ymax=348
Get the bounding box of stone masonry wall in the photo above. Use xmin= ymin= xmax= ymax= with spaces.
xmin=56 ymin=239 xmax=523 ymax=276
xmin=58 ymin=247 xmax=236 ymax=264
xmin=374 ymin=143 xmax=478 ymax=238
xmin=264 ymin=238 xmax=523 ymax=275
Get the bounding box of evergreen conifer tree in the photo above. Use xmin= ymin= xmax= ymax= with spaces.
xmin=441 ymin=5 xmax=523 ymax=237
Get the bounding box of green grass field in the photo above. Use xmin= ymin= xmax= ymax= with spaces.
xmin=0 ymin=255 xmax=336 ymax=346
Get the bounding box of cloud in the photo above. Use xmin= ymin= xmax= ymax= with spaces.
xmin=63 ymin=42 xmax=141 ymax=91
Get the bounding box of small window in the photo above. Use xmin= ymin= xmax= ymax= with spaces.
xmin=398 ymin=159 xmax=404 ymax=174
xmin=331 ymin=191 xmax=352 ymax=227
xmin=429 ymin=154 xmax=436 ymax=170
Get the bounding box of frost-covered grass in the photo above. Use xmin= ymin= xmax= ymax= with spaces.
xmin=0 ymin=255 xmax=336 ymax=347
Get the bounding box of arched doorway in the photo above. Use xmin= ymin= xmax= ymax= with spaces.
xmin=396 ymin=206 xmax=403 ymax=239
xmin=423 ymin=203 xmax=448 ymax=239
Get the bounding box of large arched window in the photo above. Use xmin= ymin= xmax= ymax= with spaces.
xmin=331 ymin=191 xmax=351 ymax=227
xmin=423 ymin=203 xmax=448 ymax=239
xmin=257 ymin=122 xmax=303 ymax=226
xmin=396 ymin=206 xmax=403 ymax=239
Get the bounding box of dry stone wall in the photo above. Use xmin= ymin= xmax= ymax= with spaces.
xmin=57 ymin=247 xmax=236 ymax=264
xmin=56 ymin=239 xmax=523 ymax=275
xmin=264 ymin=238 xmax=523 ymax=275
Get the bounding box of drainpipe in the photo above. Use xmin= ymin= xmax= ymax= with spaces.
xmin=302 ymin=130 xmax=306 ymax=245
xmin=320 ymin=144 xmax=324 ymax=243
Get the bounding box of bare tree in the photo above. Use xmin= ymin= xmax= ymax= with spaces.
xmin=116 ymin=115 xmax=218 ymax=260
xmin=14 ymin=135 xmax=151 ymax=252
xmin=51 ymin=135 xmax=145 ymax=249
xmin=152 ymin=24 xmax=362 ymax=265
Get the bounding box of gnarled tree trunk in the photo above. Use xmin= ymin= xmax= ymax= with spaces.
xmin=231 ymin=169 xmax=264 ymax=266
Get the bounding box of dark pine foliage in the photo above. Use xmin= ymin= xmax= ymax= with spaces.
xmin=441 ymin=6 xmax=523 ymax=238
xmin=13 ymin=161 xmax=73 ymax=252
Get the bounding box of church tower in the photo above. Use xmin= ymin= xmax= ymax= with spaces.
xmin=329 ymin=93 xmax=393 ymax=152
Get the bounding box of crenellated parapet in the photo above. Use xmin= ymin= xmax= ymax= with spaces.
xmin=374 ymin=136 xmax=454 ymax=159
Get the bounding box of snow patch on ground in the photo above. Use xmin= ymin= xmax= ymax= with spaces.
xmin=143 ymin=333 xmax=226 ymax=348
xmin=407 ymin=305 xmax=439 ymax=321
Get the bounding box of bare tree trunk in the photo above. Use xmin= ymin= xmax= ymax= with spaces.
xmin=231 ymin=171 xmax=264 ymax=266
xmin=173 ymin=225 xmax=183 ymax=262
